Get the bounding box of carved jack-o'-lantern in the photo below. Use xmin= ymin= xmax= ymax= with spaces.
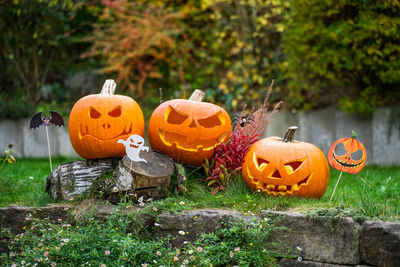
xmin=148 ymin=90 xmax=231 ymax=166
xmin=328 ymin=131 xmax=366 ymax=174
xmin=69 ymin=80 xmax=145 ymax=159
xmin=241 ymin=126 xmax=330 ymax=199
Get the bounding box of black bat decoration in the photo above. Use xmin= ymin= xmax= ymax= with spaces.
xmin=30 ymin=111 xmax=65 ymax=130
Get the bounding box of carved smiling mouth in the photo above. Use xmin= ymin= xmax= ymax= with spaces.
xmin=245 ymin=167 xmax=311 ymax=196
xmin=332 ymin=153 xmax=364 ymax=168
xmin=79 ymin=123 xmax=132 ymax=141
xmin=130 ymin=144 xmax=139 ymax=148
xmin=159 ymin=130 xmax=226 ymax=152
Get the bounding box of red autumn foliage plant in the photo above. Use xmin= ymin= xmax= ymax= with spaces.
xmin=204 ymin=81 xmax=281 ymax=194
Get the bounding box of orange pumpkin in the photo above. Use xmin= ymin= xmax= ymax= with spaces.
xmin=241 ymin=126 xmax=330 ymax=199
xmin=69 ymin=79 xmax=145 ymax=159
xmin=148 ymin=90 xmax=231 ymax=166
xmin=328 ymin=131 xmax=366 ymax=174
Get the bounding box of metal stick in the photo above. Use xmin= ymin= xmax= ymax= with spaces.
xmin=45 ymin=126 xmax=52 ymax=172
xmin=330 ymin=171 xmax=343 ymax=201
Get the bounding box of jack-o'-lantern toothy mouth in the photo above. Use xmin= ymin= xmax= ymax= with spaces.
xmin=79 ymin=123 xmax=133 ymax=141
xmin=159 ymin=129 xmax=226 ymax=152
xmin=332 ymin=153 xmax=364 ymax=168
xmin=245 ymin=167 xmax=312 ymax=196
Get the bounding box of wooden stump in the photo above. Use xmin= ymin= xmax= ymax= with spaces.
xmin=46 ymin=158 xmax=118 ymax=201
xmin=110 ymin=150 xmax=174 ymax=202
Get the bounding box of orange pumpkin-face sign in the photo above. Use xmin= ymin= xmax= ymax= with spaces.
xmin=69 ymin=80 xmax=144 ymax=159
xmin=148 ymin=90 xmax=231 ymax=166
xmin=241 ymin=126 xmax=330 ymax=199
xmin=328 ymin=131 xmax=367 ymax=174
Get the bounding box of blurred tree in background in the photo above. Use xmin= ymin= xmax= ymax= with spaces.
xmin=282 ymin=0 xmax=400 ymax=115
xmin=0 ymin=0 xmax=399 ymax=119
xmin=0 ymin=0 xmax=99 ymax=119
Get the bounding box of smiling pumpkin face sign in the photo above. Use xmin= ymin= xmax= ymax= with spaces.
xmin=328 ymin=131 xmax=367 ymax=174
xmin=68 ymin=80 xmax=144 ymax=159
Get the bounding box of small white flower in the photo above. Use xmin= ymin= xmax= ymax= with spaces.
xmin=112 ymin=187 xmax=118 ymax=192
xmin=139 ymin=202 xmax=145 ymax=207
xmin=179 ymin=201 xmax=185 ymax=205
xmin=138 ymin=196 xmax=144 ymax=202
xmin=29 ymin=176 xmax=34 ymax=180
xmin=154 ymin=223 xmax=160 ymax=227
xmin=156 ymin=251 xmax=161 ymax=256
xmin=178 ymin=230 xmax=185 ymax=235
xmin=230 ymin=251 xmax=234 ymax=258
xmin=188 ymin=250 xmax=193 ymax=254
xmin=234 ymin=247 xmax=240 ymax=252
xmin=297 ymin=256 xmax=302 ymax=262
xmin=297 ymin=246 xmax=302 ymax=251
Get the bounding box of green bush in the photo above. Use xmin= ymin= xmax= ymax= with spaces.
xmin=0 ymin=0 xmax=99 ymax=118
xmin=282 ymin=0 xmax=400 ymax=115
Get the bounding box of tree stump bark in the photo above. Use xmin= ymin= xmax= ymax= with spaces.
xmin=46 ymin=158 xmax=118 ymax=201
xmin=45 ymin=151 xmax=174 ymax=202
xmin=109 ymin=150 xmax=174 ymax=202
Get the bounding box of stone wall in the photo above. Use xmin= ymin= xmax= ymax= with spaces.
xmin=1 ymin=205 xmax=399 ymax=266
xmin=1 ymin=107 xmax=399 ymax=165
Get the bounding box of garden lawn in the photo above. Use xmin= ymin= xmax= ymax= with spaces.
xmin=0 ymin=158 xmax=399 ymax=221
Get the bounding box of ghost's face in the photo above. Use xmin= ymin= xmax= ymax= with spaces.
xmin=128 ymin=135 xmax=145 ymax=149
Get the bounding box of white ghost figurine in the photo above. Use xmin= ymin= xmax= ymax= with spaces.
xmin=117 ymin=134 xmax=149 ymax=163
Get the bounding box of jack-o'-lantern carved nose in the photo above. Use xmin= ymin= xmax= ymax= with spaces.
xmin=271 ymin=169 xmax=282 ymax=178
xmin=189 ymin=120 xmax=196 ymax=128
xmin=102 ymin=123 xmax=111 ymax=129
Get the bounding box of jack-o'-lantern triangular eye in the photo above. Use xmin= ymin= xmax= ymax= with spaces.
xmin=253 ymin=152 xmax=269 ymax=170
xmin=198 ymin=112 xmax=223 ymax=128
xmin=108 ymin=106 xmax=121 ymax=117
xmin=90 ymin=107 xmax=101 ymax=119
xmin=284 ymin=160 xmax=304 ymax=175
xmin=165 ymin=106 xmax=189 ymax=124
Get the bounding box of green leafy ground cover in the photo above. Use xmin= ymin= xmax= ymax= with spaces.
xmin=1 ymin=158 xmax=399 ymax=221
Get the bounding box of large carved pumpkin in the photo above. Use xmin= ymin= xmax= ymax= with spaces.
xmin=241 ymin=126 xmax=330 ymax=199
xmin=328 ymin=131 xmax=366 ymax=174
xmin=69 ymin=79 xmax=145 ymax=159
xmin=148 ymin=90 xmax=231 ymax=166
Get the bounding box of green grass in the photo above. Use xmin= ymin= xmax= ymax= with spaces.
xmin=0 ymin=157 xmax=77 ymax=207
xmin=1 ymin=158 xmax=399 ymax=221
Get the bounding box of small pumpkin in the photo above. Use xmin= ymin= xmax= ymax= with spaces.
xmin=328 ymin=131 xmax=366 ymax=174
xmin=69 ymin=79 xmax=145 ymax=159
xmin=148 ymin=90 xmax=231 ymax=166
xmin=241 ymin=126 xmax=330 ymax=199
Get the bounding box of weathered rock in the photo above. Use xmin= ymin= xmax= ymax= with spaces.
xmin=0 ymin=204 xmax=72 ymax=235
xmin=153 ymin=209 xmax=253 ymax=247
xmin=262 ymin=211 xmax=361 ymax=265
xmin=361 ymin=220 xmax=400 ymax=267
xmin=46 ymin=158 xmax=118 ymax=200
xmin=279 ymin=258 xmax=364 ymax=267
xmin=108 ymin=152 xmax=174 ymax=201
xmin=72 ymin=200 xmax=154 ymax=230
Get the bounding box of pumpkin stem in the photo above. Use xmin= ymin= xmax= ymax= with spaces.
xmin=100 ymin=79 xmax=117 ymax=95
xmin=281 ymin=126 xmax=298 ymax=142
xmin=188 ymin=89 xmax=205 ymax=102
xmin=352 ymin=130 xmax=357 ymax=139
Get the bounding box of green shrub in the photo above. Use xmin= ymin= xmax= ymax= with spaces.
xmin=0 ymin=0 xmax=99 ymax=117
xmin=282 ymin=0 xmax=400 ymax=115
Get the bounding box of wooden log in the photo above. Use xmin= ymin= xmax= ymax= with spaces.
xmin=46 ymin=158 xmax=118 ymax=201
xmin=109 ymin=150 xmax=174 ymax=202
